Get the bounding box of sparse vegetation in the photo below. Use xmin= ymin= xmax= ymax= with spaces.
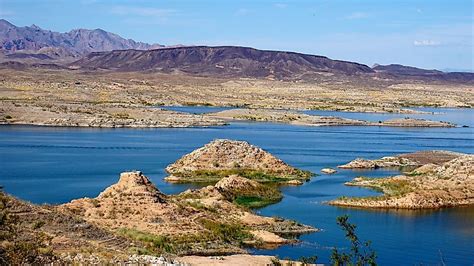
xmin=173 ymin=168 xmax=312 ymax=183
xmin=234 ymin=196 xmax=279 ymax=208
xmin=199 ymin=219 xmax=252 ymax=244
xmin=0 ymin=191 xmax=56 ymax=265
xmin=117 ymin=228 xmax=174 ymax=253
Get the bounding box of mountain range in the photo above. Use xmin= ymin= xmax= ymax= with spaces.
xmin=0 ymin=19 xmax=472 ymax=82
xmin=0 ymin=19 xmax=163 ymax=60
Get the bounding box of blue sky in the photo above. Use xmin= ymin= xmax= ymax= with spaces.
xmin=1 ymin=0 xmax=472 ymax=71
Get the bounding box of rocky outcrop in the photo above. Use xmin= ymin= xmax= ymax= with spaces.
xmin=338 ymin=157 xmax=417 ymax=169
xmin=61 ymin=171 xmax=316 ymax=255
xmin=330 ymin=154 xmax=474 ymax=209
xmin=379 ymin=118 xmax=454 ymax=127
xmin=165 ymin=139 xmax=312 ymax=183
xmin=338 ymin=150 xmax=463 ymax=169
xmin=321 ymin=168 xmax=337 ymax=174
xmin=61 ymin=171 xmax=170 ymax=232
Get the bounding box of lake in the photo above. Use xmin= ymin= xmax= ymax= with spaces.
xmin=0 ymin=107 xmax=473 ymax=265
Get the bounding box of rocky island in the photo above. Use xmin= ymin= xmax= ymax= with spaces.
xmin=338 ymin=150 xmax=464 ymax=169
xmin=207 ymin=108 xmax=455 ymax=127
xmin=331 ymin=153 xmax=473 ymax=209
xmin=165 ymin=139 xmax=312 ymax=184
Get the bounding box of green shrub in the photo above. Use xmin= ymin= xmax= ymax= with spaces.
xmin=199 ymin=219 xmax=251 ymax=244
xmin=234 ymin=196 xmax=280 ymax=208
xmin=174 ymin=168 xmax=312 ymax=183
xmin=117 ymin=228 xmax=173 ymax=253
xmin=32 ymin=220 xmax=45 ymax=230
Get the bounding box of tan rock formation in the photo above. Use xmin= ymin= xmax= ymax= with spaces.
xmin=330 ymin=154 xmax=474 ymax=209
xmin=321 ymin=168 xmax=337 ymax=174
xmin=60 ymin=171 xmax=316 ymax=255
xmin=165 ymin=139 xmax=312 ymax=183
xmin=338 ymin=150 xmax=463 ymax=169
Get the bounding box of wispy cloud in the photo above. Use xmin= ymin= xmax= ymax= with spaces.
xmin=110 ymin=6 xmax=176 ymax=17
xmin=413 ymin=40 xmax=441 ymax=46
xmin=274 ymin=3 xmax=287 ymax=9
xmin=345 ymin=12 xmax=369 ymax=20
xmin=235 ymin=8 xmax=252 ymax=16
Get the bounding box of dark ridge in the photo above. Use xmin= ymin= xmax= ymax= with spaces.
xmin=373 ymin=64 xmax=443 ymax=75
xmin=373 ymin=64 xmax=474 ymax=82
xmin=6 ymin=53 xmax=53 ymax=60
xmin=71 ymin=45 xmax=375 ymax=79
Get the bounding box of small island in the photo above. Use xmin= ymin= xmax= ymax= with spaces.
xmin=338 ymin=150 xmax=464 ymax=169
xmin=330 ymin=153 xmax=473 ymax=209
xmin=207 ymin=108 xmax=455 ymax=128
xmin=165 ymin=139 xmax=313 ymax=184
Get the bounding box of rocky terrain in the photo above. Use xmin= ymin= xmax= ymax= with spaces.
xmin=0 ymin=20 xmax=472 ymax=127
xmin=0 ymin=101 xmax=225 ymax=128
xmin=0 ymin=189 xmax=137 ymax=264
xmin=60 ymin=171 xmax=316 ymax=254
xmin=0 ymin=67 xmax=472 ymax=129
xmin=331 ymin=153 xmax=473 ymax=209
xmin=338 ymin=150 xmax=464 ymax=169
xmin=0 ymin=171 xmax=315 ymax=264
xmin=208 ymin=108 xmax=455 ymax=127
xmin=165 ymin=139 xmax=312 ymax=183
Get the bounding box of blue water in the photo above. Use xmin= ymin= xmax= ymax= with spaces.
xmin=0 ymin=108 xmax=473 ymax=265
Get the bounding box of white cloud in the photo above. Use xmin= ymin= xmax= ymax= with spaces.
xmin=413 ymin=40 xmax=441 ymax=46
xmin=345 ymin=12 xmax=368 ymax=20
xmin=110 ymin=6 xmax=176 ymax=17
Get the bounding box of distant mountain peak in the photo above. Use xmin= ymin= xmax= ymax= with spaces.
xmin=0 ymin=19 xmax=163 ymax=58
xmin=30 ymin=24 xmax=42 ymax=30
xmin=0 ymin=19 xmax=14 ymax=28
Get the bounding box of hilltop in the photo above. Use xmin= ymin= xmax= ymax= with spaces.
xmin=165 ymin=139 xmax=312 ymax=183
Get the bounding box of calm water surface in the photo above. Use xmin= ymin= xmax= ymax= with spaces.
xmin=0 ymin=108 xmax=473 ymax=265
